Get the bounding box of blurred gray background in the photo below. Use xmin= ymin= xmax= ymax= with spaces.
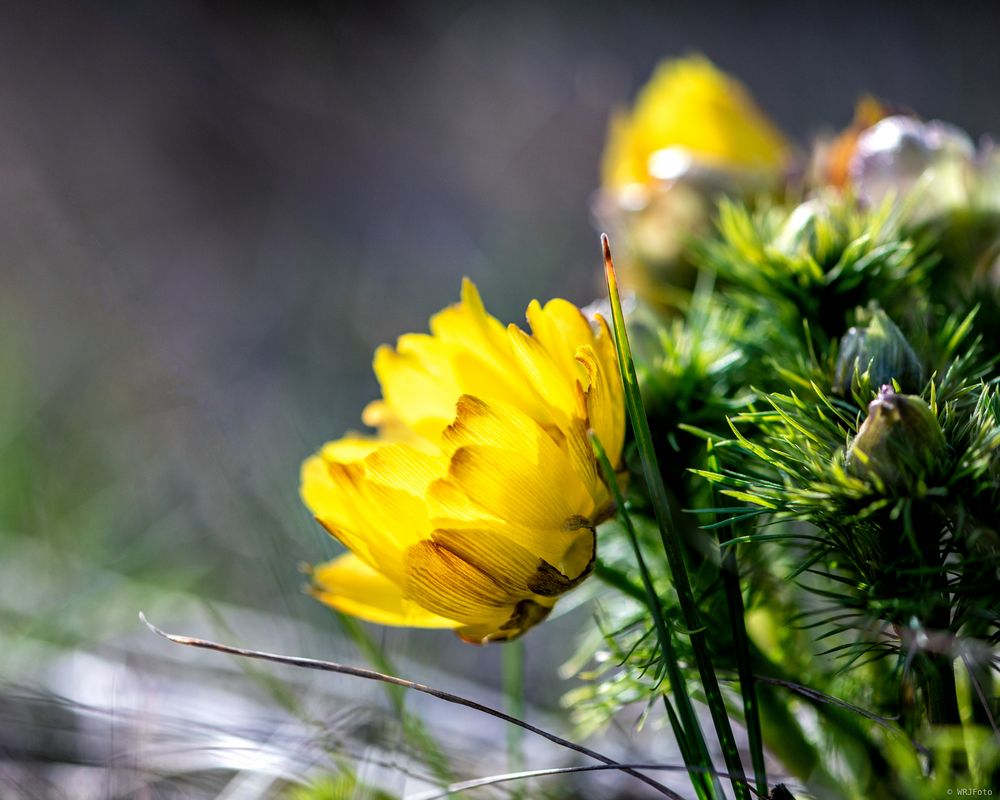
xmin=3 ymin=1 xmax=1000 ymax=797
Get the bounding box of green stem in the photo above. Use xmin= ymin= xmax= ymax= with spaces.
xmin=592 ymin=434 xmax=720 ymax=800
xmin=720 ymin=541 xmax=768 ymax=793
xmin=923 ymin=651 xmax=967 ymax=778
xmin=924 ymin=653 xmax=962 ymax=727
xmin=596 ymin=564 xmax=897 ymax=798
xmin=503 ymin=636 xmax=526 ymax=797
xmin=707 ymin=444 xmax=767 ymax=797
xmin=749 ymin=641 xmax=903 ymax=799
xmin=595 ymin=565 xmax=848 ymax=795
xmin=603 ymin=236 xmax=750 ymax=800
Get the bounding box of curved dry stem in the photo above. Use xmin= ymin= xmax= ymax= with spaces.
xmin=406 ymin=763 xmax=779 ymax=800
xmin=138 ymin=613 xmax=681 ymax=799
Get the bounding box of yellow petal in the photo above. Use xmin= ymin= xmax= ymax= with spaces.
xmin=432 ymin=282 xmax=557 ymax=423
xmin=525 ymin=298 xmax=596 ymax=383
xmin=448 ymin=444 xmax=592 ymax=533
xmin=363 ymin=443 xmax=445 ymax=493
xmin=577 ymin=316 xmax=626 ymax=466
xmin=427 ymin=477 xmax=502 ymax=526
xmin=426 ymin=478 xmax=589 ymax=576
xmin=430 ymin=278 xmax=510 ymax=355
xmin=449 ymin=445 xmax=592 ymax=530
xmin=311 ymin=553 xmax=456 ymax=628
xmin=403 ymin=539 xmax=559 ymax=643
xmin=428 ymin=475 xmax=594 ymax=576
xmin=506 ymin=323 xmax=581 ymax=420
xmin=373 ymin=340 xmax=459 ymax=438
xmin=452 ymin=349 xmax=555 ymax=426
xmin=601 ymin=110 xmax=643 ymax=190
xmin=563 ymin=411 xmax=601 ymax=500
xmin=442 ymin=397 xmax=593 ymax=529
xmin=431 ymin=528 xmax=592 ymax=596
xmin=319 ymin=436 xmax=383 ymax=463
xmin=300 ymin=454 xmax=367 ymax=534
xmin=375 ymin=280 xmax=558 ymax=436
xmin=361 ymin=400 xmax=431 ymax=447
xmin=602 ymin=56 xmax=789 ymax=189
xmin=431 ymin=528 xmax=540 ymax=592
xmin=455 ymin=600 xmax=553 ymax=644
xmin=308 ymin=475 xmax=410 ymax=581
xmin=302 ymin=443 xmax=444 ymax=582
xmin=559 ymin=526 xmax=598 ymax=583
xmin=443 ymin=394 xmax=562 ymax=459
xmin=404 ymin=539 xmax=518 ymax=625
xmin=313 ymin=520 xmax=383 ymax=578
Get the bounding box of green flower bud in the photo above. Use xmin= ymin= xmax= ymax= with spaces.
xmin=833 ymin=309 xmax=923 ymax=395
xmin=846 ymin=385 xmax=946 ymax=494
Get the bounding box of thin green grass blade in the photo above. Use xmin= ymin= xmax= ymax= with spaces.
xmin=602 ymin=235 xmax=751 ymax=800
xmin=502 ymin=638 xmax=526 ymax=800
xmin=592 ymin=433 xmax=720 ymax=800
xmin=706 ymin=441 xmax=768 ymax=797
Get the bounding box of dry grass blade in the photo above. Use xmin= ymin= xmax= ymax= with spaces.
xmin=139 ymin=613 xmax=683 ymax=799
xmin=406 ymin=763 xmax=778 ymax=800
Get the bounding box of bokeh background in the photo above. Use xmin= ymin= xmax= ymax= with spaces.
xmin=4 ymin=1 xmax=1000 ymax=797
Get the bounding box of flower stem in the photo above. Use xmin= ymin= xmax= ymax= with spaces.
xmin=592 ymin=433 xmax=720 ymax=800
xmin=502 ymin=637 xmax=526 ymax=797
xmin=603 ymin=235 xmax=751 ymax=800
xmin=707 ymin=441 xmax=767 ymax=796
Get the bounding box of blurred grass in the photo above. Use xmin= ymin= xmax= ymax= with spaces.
xmin=0 ymin=291 xmax=621 ymax=797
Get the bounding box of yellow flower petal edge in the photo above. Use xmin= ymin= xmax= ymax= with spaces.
xmin=601 ymin=55 xmax=790 ymax=190
xmin=301 ymin=280 xmax=625 ymax=643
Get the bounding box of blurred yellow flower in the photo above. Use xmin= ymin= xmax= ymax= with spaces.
xmin=601 ymin=55 xmax=790 ymax=191
xmin=301 ymin=280 xmax=625 ymax=643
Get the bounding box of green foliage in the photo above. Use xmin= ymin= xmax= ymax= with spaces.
xmin=287 ymin=773 xmax=398 ymax=800
xmin=695 ymin=195 xmax=934 ymax=350
xmin=637 ymin=280 xmax=758 ymax=427
xmin=567 ymin=195 xmax=1000 ymax=799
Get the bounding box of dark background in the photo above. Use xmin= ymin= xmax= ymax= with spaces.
xmin=3 ymin=0 xmax=1000 ymax=795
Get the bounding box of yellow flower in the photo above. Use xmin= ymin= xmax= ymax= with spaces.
xmin=601 ymin=55 xmax=790 ymax=191
xmin=301 ymin=280 xmax=625 ymax=643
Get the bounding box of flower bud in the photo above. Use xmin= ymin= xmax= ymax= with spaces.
xmin=846 ymin=385 xmax=945 ymax=494
xmin=833 ymin=309 xmax=923 ymax=395
xmin=849 ymin=116 xmax=975 ymax=221
xmin=596 ymin=56 xmax=790 ymax=301
xmin=813 ymin=96 xmax=892 ymax=189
